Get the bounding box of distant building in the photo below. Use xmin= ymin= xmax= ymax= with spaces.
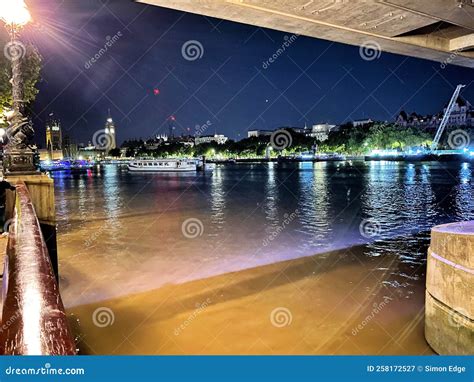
xmin=104 ymin=111 xmax=117 ymax=152
xmin=395 ymin=111 xmax=440 ymax=129
xmin=78 ymin=143 xmax=106 ymax=160
xmin=247 ymin=129 xmax=274 ymax=138
xmin=352 ymin=118 xmax=373 ymax=127
xmin=195 ymin=134 xmax=228 ymax=145
xmin=45 ymin=114 xmax=63 ymax=160
xmin=62 ymin=134 xmax=78 ymax=159
xmin=307 ymin=123 xmax=336 ymax=141
xmin=445 ymin=96 xmax=474 ymax=126
xmin=396 ymin=96 xmax=474 ymax=129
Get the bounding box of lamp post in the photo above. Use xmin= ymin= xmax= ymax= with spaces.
xmin=1 ymin=0 xmax=36 ymax=174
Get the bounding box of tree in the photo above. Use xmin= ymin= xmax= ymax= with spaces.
xmin=108 ymin=148 xmax=121 ymax=157
xmin=0 ymin=32 xmax=42 ymax=122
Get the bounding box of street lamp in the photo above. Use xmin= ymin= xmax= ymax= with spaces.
xmin=0 ymin=0 xmax=36 ymax=174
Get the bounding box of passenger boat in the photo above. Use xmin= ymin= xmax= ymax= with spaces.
xmin=128 ymin=158 xmax=199 ymax=172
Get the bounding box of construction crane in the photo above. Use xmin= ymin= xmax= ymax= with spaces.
xmin=431 ymin=84 xmax=465 ymax=150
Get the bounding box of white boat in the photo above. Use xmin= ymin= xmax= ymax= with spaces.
xmin=128 ymin=158 xmax=199 ymax=172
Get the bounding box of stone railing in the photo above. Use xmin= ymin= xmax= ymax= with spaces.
xmin=0 ymin=182 xmax=76 ymax=355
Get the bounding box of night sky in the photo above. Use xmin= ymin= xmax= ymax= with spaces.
xmin=20 ymin=0 xmax=474 ymax=146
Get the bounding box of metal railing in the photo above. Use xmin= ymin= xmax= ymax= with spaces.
xmin=0 ymin=182 xmax=76 ymax=355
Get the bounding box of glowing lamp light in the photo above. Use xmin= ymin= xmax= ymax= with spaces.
xmin=107 ymin=118 xmax=113 ymax=123
xmin=0 ymin=0 xmax=32 ymax=26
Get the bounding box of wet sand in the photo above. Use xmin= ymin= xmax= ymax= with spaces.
xmin=68 ymin=243 xmax=434 ymax=355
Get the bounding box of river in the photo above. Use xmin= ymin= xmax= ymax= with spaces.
xmin=53 ymin=161 xmax=473 ymax=354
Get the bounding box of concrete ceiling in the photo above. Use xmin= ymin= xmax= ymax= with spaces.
xmin=138 ymin=0 xmax=474 ymax=68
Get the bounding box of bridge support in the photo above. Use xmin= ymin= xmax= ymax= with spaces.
xmin=5 ymin=174 xmax=58 ymax=281
xmin=425 ymin=221 xmax=474 ymax=354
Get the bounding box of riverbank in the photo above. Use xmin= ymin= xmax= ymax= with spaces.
xmin=69 ymin=240 xmax=433 ymax=355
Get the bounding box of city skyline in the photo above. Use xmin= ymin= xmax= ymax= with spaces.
xmin=20 ymin=0 xmax=474 ymax=145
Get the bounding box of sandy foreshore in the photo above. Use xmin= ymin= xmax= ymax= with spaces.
xmin=68 ymin=243 xmax=433 ymax=355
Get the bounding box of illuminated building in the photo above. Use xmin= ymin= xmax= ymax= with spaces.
xmin=104 ymin=110 xmax=117 ymax=152
xmin=45 ymin=114 xmax=63 ymax=160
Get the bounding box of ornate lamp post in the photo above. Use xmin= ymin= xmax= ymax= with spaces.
xmin=1 ymin=0 xmax=36 ymax=174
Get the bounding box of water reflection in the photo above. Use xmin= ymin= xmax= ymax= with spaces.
xmin=52 ymin=161 xmax=474 ymax=306
xmin=454 ymin=162 xmax=473 ymax=218
xmin=210 ymin=166 xmax=226 ymax=230
xmin=297 ymin=162 xmax=333 ymax=252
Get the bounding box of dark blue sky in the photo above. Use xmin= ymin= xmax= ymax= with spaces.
xmin=23 ymin=0 xmax=474 ymax=145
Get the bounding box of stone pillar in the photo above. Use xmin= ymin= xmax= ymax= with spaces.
xmin=425 ymin=221 xmax=474 ymax=355
xmin=5 ymin=174 xmax=58 ymax=281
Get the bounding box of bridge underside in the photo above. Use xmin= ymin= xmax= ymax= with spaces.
xmin=139 ymin=0 xmax=474 ymax=68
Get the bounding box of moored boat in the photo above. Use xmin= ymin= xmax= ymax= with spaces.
xmin=40 ymin=159 xmax=95 ymax=171
xmin=128 ymin=158 xmax=199 ymax=172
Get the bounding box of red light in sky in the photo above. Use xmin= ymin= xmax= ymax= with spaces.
xmin=169 ymin=115 xmax=176 ymax=121
xmin=153 ymin=88 xmax=160 ymax=95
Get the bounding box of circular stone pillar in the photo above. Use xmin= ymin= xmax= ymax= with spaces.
xmin=425 ymin=221 xmax=474 ymax=355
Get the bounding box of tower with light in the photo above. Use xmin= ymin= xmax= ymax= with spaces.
xmin=104 ymin=111 xmax=117 ymax=151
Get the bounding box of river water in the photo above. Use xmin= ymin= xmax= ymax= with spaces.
xmin=53 ymin=161 xmax=473 ymax=354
